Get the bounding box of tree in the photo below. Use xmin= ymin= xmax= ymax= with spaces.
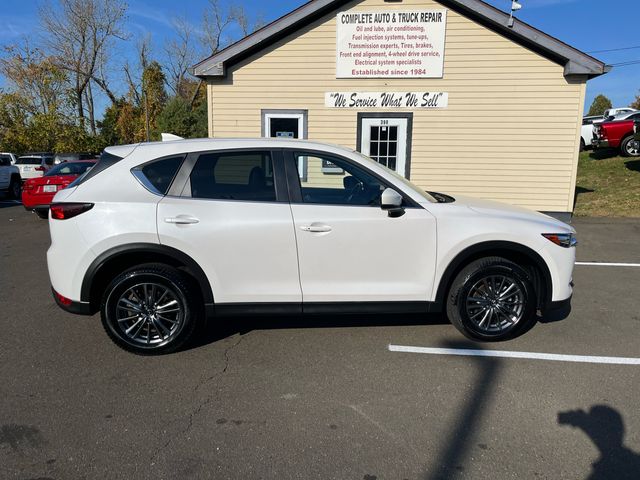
xmin=630 ymin=91 xmax=640 ymax=110
xmin=141 ymin=61 xmax=167 ymax=141
xmin=164 ymin=17 xmax=200 ymax=98
xmin=0 ymin=43 xmax=69 ymax=117
xmin=40 ymin=0 xmax=127 ymax=132
xmin=587 ymin=94 xmax=613 ymax=116
xmin=157 ymin=96 xmax=207 ymax=139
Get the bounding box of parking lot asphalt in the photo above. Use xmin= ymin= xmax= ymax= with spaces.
xmin=1 ymin=200 xmax=639 ymax=480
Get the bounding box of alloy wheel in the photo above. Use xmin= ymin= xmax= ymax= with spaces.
xmin=114 ymin=282 xmax=184 ymax=347
xmin=465 ymin=274 xmax=525 ymax=334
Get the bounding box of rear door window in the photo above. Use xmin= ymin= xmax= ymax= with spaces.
xmin=189 ymin=151 xmax=276 ymax=202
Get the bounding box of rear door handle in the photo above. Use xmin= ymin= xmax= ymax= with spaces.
xmin=165 ymin=215 xmax=199 ymax=225
xmin=300 ymin=223 xmax=332 ymax=233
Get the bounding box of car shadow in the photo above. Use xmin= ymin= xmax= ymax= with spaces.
xmin=625 ymin=159 xmax=640 ymax=173
xmin=589 ymin=149 xmax=620 ymax=160
xmin=558 ymin=405 xmax=640 ymax=479
xmin=0 ymin=192 xmax=22 ymax=207
xmin=190 ymin=312 xmax=450 ymax=348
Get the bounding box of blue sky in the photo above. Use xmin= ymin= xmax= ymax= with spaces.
xmin=2 ymin=0 xmax=639 ymax=114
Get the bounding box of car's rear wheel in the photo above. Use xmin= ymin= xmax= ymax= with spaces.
xmin=8 ymin=177 xmax=20 ymax=200
xmin=621 ymin=136 xmax=640 ymax=157
xmin=446 ymin=256 xmax=537 ymax=341
xmin=101 ymin=263 xmax=199 ymax=355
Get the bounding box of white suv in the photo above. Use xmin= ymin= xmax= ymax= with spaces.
xmin=47 ymin=138 xmax=576 ymax=354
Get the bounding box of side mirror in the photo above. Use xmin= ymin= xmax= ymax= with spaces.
xmin=381 ymin=187 xmax=405 ymax=218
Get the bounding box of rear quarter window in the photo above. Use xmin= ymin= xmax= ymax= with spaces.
xmin=133 ymin=156 xmax=185 ymax=195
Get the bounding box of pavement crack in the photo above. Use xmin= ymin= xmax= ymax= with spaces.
xmin=150 ymin=334 xmax=245 ymax=467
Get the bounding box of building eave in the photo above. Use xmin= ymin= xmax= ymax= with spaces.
xmin=192 ymin=0 xmax=607 ymax=80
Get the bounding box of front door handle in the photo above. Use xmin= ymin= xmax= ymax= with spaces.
xmin=300 ymin=223 xmax=332 ymax=233
xmin=165 ymin=215 xmax=199 ymax=225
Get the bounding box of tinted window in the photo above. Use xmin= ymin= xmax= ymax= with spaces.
xmin=189 ymin=151 xmax=275 ymax=202
xmin=45 ymin=161 xmax=95 ymax=177
xmin=138 ymin=156 xmax=184 ymax=195
xmin=16 ymin=157 xmax=41 ymax=165
xmin=45 ymin=157 xmax=54 ymax=166
xmin=0 ymin=156 xmax=10 ymax=166
xmin=295 ymin=153 xmax=386 ymax=206
xmin=70 ymin=150 xmax=124 ymax=188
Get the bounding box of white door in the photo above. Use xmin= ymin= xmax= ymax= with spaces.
xmin=288 ymin=152 xmax=437 ymax=303
xmin=360 ymin=118 xmax=408 ymax=177
xmin=157 ymin=150 xmax=301 ymax=304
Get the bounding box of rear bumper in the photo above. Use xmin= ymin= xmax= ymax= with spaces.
xmin=52 ymin=288 xmax=92 ymax=315
xmin=592 ymin=138 xmax=610 ymax=149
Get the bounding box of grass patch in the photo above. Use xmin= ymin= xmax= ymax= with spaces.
xmin=574 ymin=150 xmax=640 ymax=217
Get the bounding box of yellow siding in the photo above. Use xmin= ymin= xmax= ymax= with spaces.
xmin=208 ymin=0 xmax=586 ymax=212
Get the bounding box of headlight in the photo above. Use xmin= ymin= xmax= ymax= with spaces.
xmin=542 ymin=233 xmax=577 ymax=248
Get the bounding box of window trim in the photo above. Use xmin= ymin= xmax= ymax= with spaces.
xmin=356 ymin=112 xmax=413 ymax=180
xmin=283 ymin=149 xmax=421 ymax=209
xmin=167 ymin=148 xmax=289 ymax=204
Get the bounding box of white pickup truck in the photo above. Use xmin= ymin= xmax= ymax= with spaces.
xmin=0 ymin=153 xmax=22 ymax=199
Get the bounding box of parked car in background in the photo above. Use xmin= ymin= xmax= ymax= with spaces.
xmin=54 ymin=152 xmax=95 ymax=165
xmin=593 ymin=117 xmax=640 ymax=156
xmin=603 ymin=107 xmax=638 ymax=120
xmin=22 ymin=160 xmax=97 ymax=218
xmin=581 ymin=116 xmax=602 ymax=150
xmin=1 ymin=152 xmax=18 ymax=165
xmin=0 ymin=153 xmax=21 ymax=199
xmin=47 ymin=138 xmax=576 ymax=354
xmin=15 ymin=154 xmax=55 ymax=180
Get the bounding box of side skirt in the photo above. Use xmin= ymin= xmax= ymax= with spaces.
xmin=212 ymin=301 xmax=437 ymax=317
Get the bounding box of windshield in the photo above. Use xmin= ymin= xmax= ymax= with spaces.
xmin=352 ymin=151 xmax=436 ymax=203
xmin=45 ymin=161 xmax=96 ymax=177
xmin=16 ymin=157 xmax=41 ymax=165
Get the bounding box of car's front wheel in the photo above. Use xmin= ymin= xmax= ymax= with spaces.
xmin=101 ymin=263 xmax=200 ymax=355
xmin=446 ymin=257 xmax=537 ymax=341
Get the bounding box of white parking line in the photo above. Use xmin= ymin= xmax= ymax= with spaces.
xmin=576 ymin=262 xmax=640 ymax=268
xmin=388 ymin=345 xmax=640 ymax=365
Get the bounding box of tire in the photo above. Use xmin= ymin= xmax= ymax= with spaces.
xmin=8 ymin=176 xmax=21 ymax=200
xmin=100 ymin=263 xmax=201 ymax=355
xmin=446 ymin=256 xmax=537 ymax=341
xmin=580 ymin=138 xmax=585 ymax=152
xmin=620 ymin=136 xmax=640 ymax=157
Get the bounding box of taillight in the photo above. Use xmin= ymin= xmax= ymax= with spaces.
xmin=35 ymin=166 xmax=45 ymax=172
xmin=22 ymin=182 xmax=34 ymax=190
xmin=50 ymin=202 xmax=94 ymax=220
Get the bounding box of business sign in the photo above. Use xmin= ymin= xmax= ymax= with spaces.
xmin=325 ymin=91 xmax=448 ymax=109
xmin=336 ymin=10 xmax=447 ymax=78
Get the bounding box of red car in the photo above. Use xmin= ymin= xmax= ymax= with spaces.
xmin=22 ymin=160 xmax=96 ymax=218
xmin=593 ymin=117 xmax=640 ymax=156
